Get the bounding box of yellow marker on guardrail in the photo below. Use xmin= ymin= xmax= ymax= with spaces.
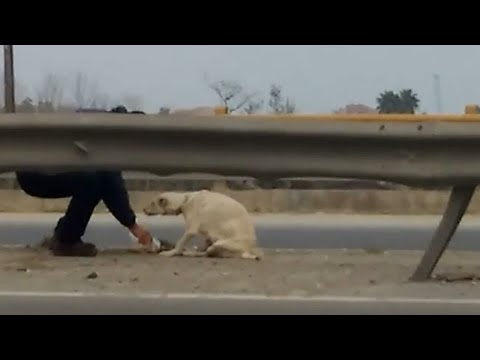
xmin=213 ymin=104 xmax=480 ymax=122
xmin=214 ymin=106 xmax=229 ymax=115
xmin=225 ymin=104 xmax=480 ymax=123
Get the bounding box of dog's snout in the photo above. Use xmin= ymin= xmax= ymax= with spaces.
xmin=144 ymin=205 xmax=161 ymax=216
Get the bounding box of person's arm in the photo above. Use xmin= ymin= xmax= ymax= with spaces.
xmin=102 ymin=108 xmax=153 ymax=244
xmin=129 ymin=223 xmax=152 ymax=246
xmin=98 ymin=171 xmax=153 ymax=245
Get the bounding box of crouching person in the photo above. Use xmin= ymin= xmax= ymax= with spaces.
xmin=16 ymin=171 xmax=152 ymax=257
xmin=15 ymin=106 xmax=156 ymax=257
xmin=15 ymin=170 xmax=154 ymax=257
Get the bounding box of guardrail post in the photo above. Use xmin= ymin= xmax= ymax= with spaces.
xmin=410 ymin=105 xmax=480 ymax=281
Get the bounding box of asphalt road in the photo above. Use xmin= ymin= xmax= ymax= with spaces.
xmin=1 ymin=293 xmax=480 ymax=315
xmin=2 ymin=214 xmax=480 ymax=315
xmin=2 ymin=214 xmax=480 ymax=251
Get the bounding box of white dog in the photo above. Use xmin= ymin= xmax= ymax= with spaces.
xmin=143 ymin=190 xmax=262 ymax=260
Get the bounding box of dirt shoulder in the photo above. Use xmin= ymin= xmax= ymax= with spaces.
xmin=2 ymin=247 xmax=480 ymax=298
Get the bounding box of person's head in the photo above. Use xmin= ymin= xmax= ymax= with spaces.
xmin=110 ymin=105 xmax=128 ymax=113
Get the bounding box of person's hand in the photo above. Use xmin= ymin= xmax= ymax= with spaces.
xmin=129 ymin=223 xmax=153 ymax=247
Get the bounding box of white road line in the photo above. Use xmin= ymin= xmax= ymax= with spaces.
xmin=0 ymin=291 xmax=479 ymax=305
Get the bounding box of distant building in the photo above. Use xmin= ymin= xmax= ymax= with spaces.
xmin=334 ymin=104 xmax=378 ymax=114
xmin=170 ymin=107 xmax=217 ymax=116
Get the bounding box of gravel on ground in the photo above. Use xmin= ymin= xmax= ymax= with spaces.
xmin=2 ymin=247 xmax=480 ymax=298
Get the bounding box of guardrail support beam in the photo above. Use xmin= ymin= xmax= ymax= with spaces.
xmin=410 ymin=186 xmax=476 ymax=281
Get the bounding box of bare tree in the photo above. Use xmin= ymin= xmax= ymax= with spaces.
xmin=268 ymin=84 xmax=295 ymax=114
xmin=243 ymin=99 xmax=264 ymax=114
xmin=71 ymin=72 xmax=109 ymax=109
xmin=203 ymin=72 xmax=262 ymax=114
xmin=37 ymin=100 xmax=55 ymax=113
xmin=36 ymin=73 xmax=65 ymax=109
xmin=285 ymin=98 xmax=295 ymax=114
xmin=15 ymin=80 xmax=28 ymax=104
xmin=94 ymin=93 xmax=111 ymax=109
xmin=17 ymin=97 xmax=35 ymax=113
xmin=72 ymin=72 xmax=88 ymax=108
xmin=208 ymin=79 xmax=263 ymax=113
xmin=0 ymin=73 xmax=30 ymax=110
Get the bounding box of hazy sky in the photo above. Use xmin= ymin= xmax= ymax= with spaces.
xmin=4 ymin=45 xmax=480 ymax=114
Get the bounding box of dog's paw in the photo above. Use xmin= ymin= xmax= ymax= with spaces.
xmin=160 ymin=249 xmax=180 ymax=257
xmin=158 ymin=240 xmax=175 ymax=252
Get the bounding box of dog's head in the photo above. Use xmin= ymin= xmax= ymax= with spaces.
xmin=143 ymin=192 xmax=187 ymax=216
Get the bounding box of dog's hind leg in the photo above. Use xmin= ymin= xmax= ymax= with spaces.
xmin=181 ymin=237 xmax=214 ymax=257
xmin=206 ymin=239 xmax=261 ymax=260
xmin=193 ymin=237 xmax=212 ymax=252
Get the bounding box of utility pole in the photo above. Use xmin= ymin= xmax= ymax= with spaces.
xmin=3 ymin=45 xmax=15 ymax=113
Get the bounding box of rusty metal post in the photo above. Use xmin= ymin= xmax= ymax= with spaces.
xmin=3 ymin=45 xmax=15 ymax=113
xmin=410 ymin=104 xmax=480 ymax=282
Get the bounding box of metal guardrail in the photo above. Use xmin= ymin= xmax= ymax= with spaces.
xmin=1 ymin=109 xmax=480 ymax=281
xmin=2 ymin=112 xmax=480 ymax=184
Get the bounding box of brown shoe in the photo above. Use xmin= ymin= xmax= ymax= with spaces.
xmin=48 ymin=236 xmax=98 ymax=257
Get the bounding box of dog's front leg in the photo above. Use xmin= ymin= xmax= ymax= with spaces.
xmin=181 ymin=250 xmax=207 ymax=257
xmin=161 ymin=232 xmax=195 ymax=257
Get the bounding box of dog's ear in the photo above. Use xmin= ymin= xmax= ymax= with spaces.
xmin=157 ymin=197 xmax=168 ymax=208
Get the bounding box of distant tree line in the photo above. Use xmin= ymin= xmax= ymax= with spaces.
xmin=0 ymin=71 xmax=144 ymax=113
xmin=204 ymin=76 xmax=296 ymax=115
xmin=1 ymin=70 xmax=423 ymax=116
xmin=375 ymin=89 xmax=420 ymax=114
